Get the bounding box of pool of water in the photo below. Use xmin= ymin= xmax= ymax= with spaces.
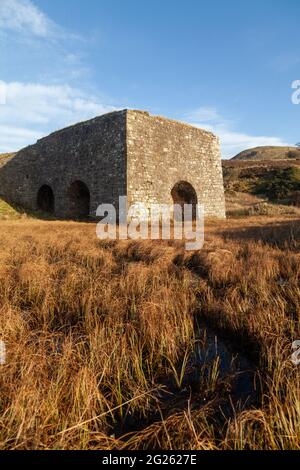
xmin=114 ymin=321 xmax=258 ymax=438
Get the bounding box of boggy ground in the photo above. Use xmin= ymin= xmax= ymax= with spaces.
xmin=0 ymin=215 xmax=299 ymax=450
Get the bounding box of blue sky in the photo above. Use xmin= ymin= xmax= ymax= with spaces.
xmin=0 ymin=0 xmax=299 ymax=157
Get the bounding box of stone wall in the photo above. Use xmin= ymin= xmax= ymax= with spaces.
xmin=0 ymin=109 xmax=225 ymax=219
xmin=0 ymin=154 xmax=15 ymax=170
xmin=126 ymin=110 xmax=225 ymax=218
xmin=0 ymin=111 xmax=127 ymax=217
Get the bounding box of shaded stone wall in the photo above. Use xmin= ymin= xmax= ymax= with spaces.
xmin=0 ymin=111 xmax=127 ymax=217
xmin=127 ymin=110 xmax=226 ymax=218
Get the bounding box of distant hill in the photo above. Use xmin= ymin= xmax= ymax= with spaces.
xmin=232 ymin=146 xmax=300 ymax=161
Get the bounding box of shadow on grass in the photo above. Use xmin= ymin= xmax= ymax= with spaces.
xmin=0 ymin=196 xmax=97 ymax=223
xmin=0 ymin=197 xmax=58 ymax=221
xmin=220 ymin=217 xmax=300 ymax=250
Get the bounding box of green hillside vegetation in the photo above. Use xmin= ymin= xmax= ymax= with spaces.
xmin=232 ymin=146 xmax=300 ymax=161
xmin=223 ymin=160 xmax=300 ymax=216
xmin=254 ymin=167 xmax=300 ymax=200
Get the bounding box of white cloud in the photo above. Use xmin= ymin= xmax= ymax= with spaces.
xmin=0 ymin=81 xmax=117 ymax=152
xmin=0 ymin=0 xmax=59 ymax=38
xmin=186 ymin=107 xmax=221 ymax=123
xmin=185 ymin=107 xmax=290 ymax=159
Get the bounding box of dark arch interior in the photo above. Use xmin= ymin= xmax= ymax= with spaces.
xmin=171 ymin=181 xmax=198 ymax=220
xmin=37 ymin=185 xmax=55 ymax=213
xmin=68 ymin=180 xmax=90 ymax=218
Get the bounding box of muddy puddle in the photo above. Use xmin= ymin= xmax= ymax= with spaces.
xmin=194 ymin=321 xmax=258 ymax=407
xmin=114 ymin=321 xmax=259 ymax=439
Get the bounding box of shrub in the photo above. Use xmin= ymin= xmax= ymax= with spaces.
xmin=255 ymin=168 xmax=300 ymax=200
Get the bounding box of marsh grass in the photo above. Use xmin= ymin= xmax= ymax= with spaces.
xmin=0 ymin=216 xmax=299 ymax=449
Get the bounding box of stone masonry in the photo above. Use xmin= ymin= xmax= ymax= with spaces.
xmin=0 ymin=109 xmax=226 ymax=219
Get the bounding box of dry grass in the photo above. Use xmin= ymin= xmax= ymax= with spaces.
xmin=0 ymin=216 xmax=299 ymax=450
xmin=0 ymin=153 xmax=16 ymax=169
xmin=0 ymin=198 xmax=26 ymax=220
xmin=225 ymin=192 xmax=300 ymax=218
xmin=0 ymin=153 xmax=16 ymax=160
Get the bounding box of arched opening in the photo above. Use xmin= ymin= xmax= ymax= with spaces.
xmin=37 ymin=185 xmax=55 ymax=213
xmin=171 ymin=181 xmax=198 ymax=221
xmin=68 ymin=180 xmax=90 ymax=218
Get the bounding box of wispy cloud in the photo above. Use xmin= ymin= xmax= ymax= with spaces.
xmin=0 ymin=81 xmax=117 ymax=152
xmin=184 ymin=107 xmax=290 ymax=159
xmin=0 ymin=0 xmax=90 ymax=88
xmin=0 ymin=2 xmax=109 ymax=152
xmin=0 ymin=0 xmax=60 ymax=38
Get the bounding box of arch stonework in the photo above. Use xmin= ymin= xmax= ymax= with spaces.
xmin=171 ymin=181 xmax=198 ymax=221
xmin=37 ymin=185 xmax=55 ymax=213
xmin=171 ymin=181 xmax=198 ymax=206
xmin=0 ymin=110 xmax=225 ymax=219
xmin=67 ymin=180 xmax=90 ymax=218
xmin=126 ymin=111 xmax=225 ymax=219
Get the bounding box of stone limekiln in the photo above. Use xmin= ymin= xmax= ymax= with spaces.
xmin=0 ymin=109 xmax=225 ymax=219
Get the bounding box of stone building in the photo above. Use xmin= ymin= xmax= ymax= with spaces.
xmin=0 ymin=109 xmax=225 ymax=219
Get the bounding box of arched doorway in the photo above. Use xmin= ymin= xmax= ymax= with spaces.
xmin=68 ymin=180 xmax=90 ymax=218
xmin=37 ymin=185 xmax=55 ymax=213
xmin=171 ymin=181 xmax=198 ymax=220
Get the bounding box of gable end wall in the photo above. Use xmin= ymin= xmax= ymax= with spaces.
xmin=126 ymin=110 xmax=226 ymax=218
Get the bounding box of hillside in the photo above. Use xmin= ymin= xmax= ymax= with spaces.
xmin=0 ymin=198 xmax=23 ymax=220
xmin=0 ymin=152 xmax=15 ymax=159
xmin=232 ymin=146 xmax=300 ymax=161
xmin=222 ymin=159 xmax=300 ymax=216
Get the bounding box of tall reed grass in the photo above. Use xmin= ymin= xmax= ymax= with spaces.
xmin=0 ymin=216 xmax=299 ymax=449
